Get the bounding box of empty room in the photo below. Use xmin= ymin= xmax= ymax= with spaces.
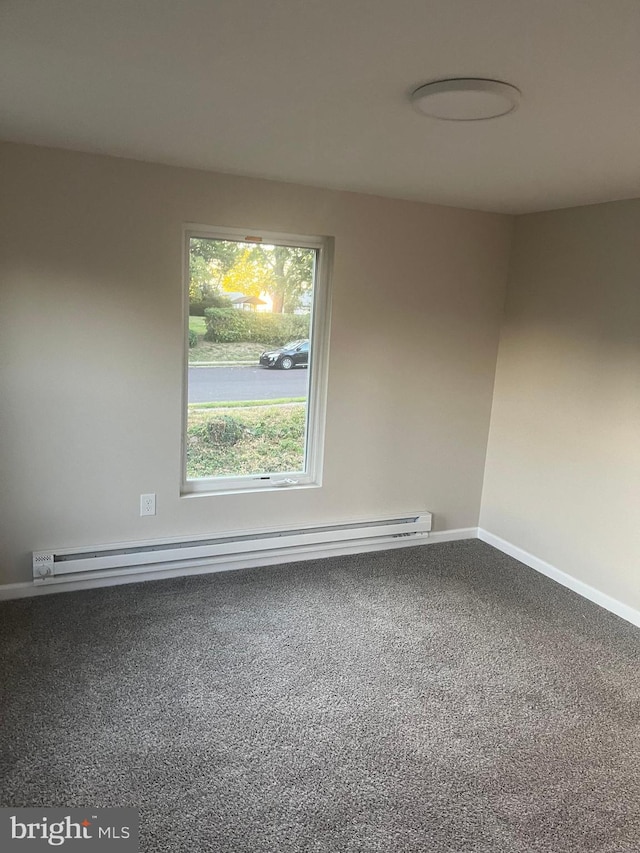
xmin=1 ymin=1 xmax=638 ymax=851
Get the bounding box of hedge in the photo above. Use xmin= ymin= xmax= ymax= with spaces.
xmin=204 ymin=309 xmax=309 ymax=346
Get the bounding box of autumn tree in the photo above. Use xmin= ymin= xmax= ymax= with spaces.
xmin=221 ymin=248 xmax=277 ymax=305
xmin=221 ymin=244 xmax=314 ymax=313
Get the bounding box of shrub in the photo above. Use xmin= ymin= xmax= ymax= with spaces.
xmin=189 ymin=294 xmax=234 ymax=316
xmin=204 ymin=308 xmax=309 ymax=346
xmin=203 ymin=308 xmax=251 ymax=343
xmin=204 ymin=415 xmax=245 ymax=446
xmin=188 ymin=328 xmax=198 ymax=348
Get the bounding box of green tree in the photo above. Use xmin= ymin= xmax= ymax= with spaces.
xmin=189 ymin=238 xmax=241 ymax=302
xmin=259 ymin=245 xmax=314 ymax=314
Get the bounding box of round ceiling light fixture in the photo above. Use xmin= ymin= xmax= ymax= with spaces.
xmin=410 ymin=78 xmax=521 ymax=121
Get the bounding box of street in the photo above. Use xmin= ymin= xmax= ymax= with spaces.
xmin=188 ymin=365 xmax=309 ymax=403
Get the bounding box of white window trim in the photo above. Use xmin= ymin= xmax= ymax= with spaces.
xmin=181 ymin=223 xmax=333 ymax=497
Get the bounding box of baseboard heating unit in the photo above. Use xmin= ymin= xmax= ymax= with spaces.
xmin=32 ymin=512 xmax=432 ymax=586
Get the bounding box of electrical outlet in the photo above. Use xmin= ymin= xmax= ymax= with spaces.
xmin=140 ymin=493 xmax=156 ymax=516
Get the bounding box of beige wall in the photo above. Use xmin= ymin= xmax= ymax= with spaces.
xmin=481 ymin=200 xmax=640 ymax=610
xmin=0 ymin=142 xmax=512 ymax=586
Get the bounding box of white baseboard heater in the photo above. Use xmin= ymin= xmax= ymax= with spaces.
xmin=32 ymin=512 xmax=432 ymax=586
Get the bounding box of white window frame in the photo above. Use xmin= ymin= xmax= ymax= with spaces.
xmin=181 ymin=224 xmax=333 ymax=496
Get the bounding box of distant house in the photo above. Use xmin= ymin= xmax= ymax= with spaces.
xmin=226 ymin=290 xmax=311 ymax=313
xmin=294 ymin=291 xmax=312 ymax=314
xmin=225 ymin=291 xmax=272 ymax=312
xmin=231 ymin=294 xmax=268 ymax=311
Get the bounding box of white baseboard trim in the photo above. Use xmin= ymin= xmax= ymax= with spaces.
xmin=0 ymin=527 xmax=477 ymax=601
xmin=429 ymin=527 xmax=478 ymax=543
xmin=478 ymin=528 xmax=640 ymax=629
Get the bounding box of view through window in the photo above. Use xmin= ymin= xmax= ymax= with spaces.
xmin=184 ymin=228 xmax=329 ymax=492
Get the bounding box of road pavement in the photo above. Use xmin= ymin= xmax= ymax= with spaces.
xmin=188 ymin=364 xmax=309 ymax=403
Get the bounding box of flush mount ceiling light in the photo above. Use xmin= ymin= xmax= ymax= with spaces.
xmin=410 ymin=78 xmax=521 ymax=121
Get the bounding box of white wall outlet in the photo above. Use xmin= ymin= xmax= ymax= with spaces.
xmin=140 ymin=493 xmax=156 ymax=516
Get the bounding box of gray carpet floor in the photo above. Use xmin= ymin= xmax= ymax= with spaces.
xmin=1 ymin=540 xmax=639 ymax=852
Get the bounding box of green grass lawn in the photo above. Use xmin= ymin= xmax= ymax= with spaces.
xmin=186 ymin=403 xmax=306 ymax=479
xmin=189 ymin=340 xmax=265 ymax=363
xmin=189 ymin=397 xmax=305 ymax=409
xmin=188 ymin=317 xmax=264 ymax=363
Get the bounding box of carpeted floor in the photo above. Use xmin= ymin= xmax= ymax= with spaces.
xmin=1 ymin=540 xmax=639 ymax=852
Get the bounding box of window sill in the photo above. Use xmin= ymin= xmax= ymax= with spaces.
xmin=181 ymin=479 xmax=321 ymax=498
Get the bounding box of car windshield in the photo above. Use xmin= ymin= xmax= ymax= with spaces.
xmin=284 ymin=340 xmax=305 ymax=350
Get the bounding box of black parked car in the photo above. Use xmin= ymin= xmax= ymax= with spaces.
xmin=259 ymin=339 xmax=309 ymax=370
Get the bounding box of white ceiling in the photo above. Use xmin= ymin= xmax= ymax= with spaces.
xmin=2 ymin=0 xmax=640 ymax=214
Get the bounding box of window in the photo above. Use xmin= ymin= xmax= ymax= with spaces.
xmin=182 ymin=225 xmax=332 ymax=495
